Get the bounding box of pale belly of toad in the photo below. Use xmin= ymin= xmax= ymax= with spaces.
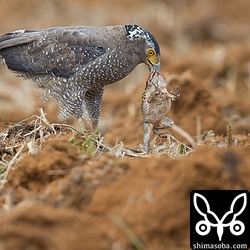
xmin=141 ymin=72 xmax=172 ymax=124
xmin=143 ymin=95 xmax=171 ymax=124
xmin=141 ymin=71 xmax=180 ymax=154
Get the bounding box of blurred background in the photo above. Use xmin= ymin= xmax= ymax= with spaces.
xmin=0 ymin=0 xmax=250 ymax=142
xmin=0 ymin=3 xmax=250 ymax=249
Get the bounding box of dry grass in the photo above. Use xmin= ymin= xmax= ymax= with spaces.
xmin=0 ymin=108 xmax=77 ymax=188
xmin=0 ymin=109 xmax=195 ymax=188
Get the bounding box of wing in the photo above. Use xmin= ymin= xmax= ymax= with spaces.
xmin=0 ymin=27 xmax=107 ymax=78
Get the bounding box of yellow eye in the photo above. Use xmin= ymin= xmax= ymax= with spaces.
xmin=147 ymin=49 xmax=155 ymax=57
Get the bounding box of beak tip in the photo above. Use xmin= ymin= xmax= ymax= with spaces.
xmin=148 ymin=64 xmax=160 ymax=73
xmin=154 ymin=63 xmax=160 ymax=72
xmin=147 ymin=59 xmax=160 ymax=73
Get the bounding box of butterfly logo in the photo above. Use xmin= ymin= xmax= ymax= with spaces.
xmin=193 ymin=193 xmax=247 ymax=241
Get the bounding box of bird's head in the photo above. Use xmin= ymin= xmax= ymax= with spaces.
xmin=125 ymin=24 xmax=160 ymax=73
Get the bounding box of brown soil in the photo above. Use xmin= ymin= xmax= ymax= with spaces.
xmin=0 ymin=1 xmax=250 ymax=249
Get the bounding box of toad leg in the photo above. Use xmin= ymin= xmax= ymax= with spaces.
xmin=143 ymin=122 xmax=154 ymax=154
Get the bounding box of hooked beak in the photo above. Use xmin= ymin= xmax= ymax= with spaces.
xmin=147 ymin=59 xmax=160 ymax=73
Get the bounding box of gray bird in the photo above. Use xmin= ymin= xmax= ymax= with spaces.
xmin=0 ymin=25 xmax=160 ymax=130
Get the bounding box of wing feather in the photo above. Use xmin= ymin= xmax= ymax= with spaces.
xmin=0 ymin=27 xmax=107 ymax=78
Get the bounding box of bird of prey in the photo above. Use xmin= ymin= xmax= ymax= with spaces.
xmin=0 ymin=25 xmax=160 ymax=130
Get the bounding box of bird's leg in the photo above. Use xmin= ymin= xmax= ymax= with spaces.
xmin=85 ymin=87 xmax=104 ymax=130
xmin=143 ymin=122 xmax=154 ymax=154
xmin=74 ymin=99 xmax=93 ymax=133
xmin=77 ymin=117 xmax=87 ymax=132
